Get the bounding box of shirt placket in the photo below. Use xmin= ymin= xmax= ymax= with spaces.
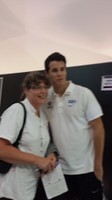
xmin=55 ymin=96 xmax=64 ymax=113
xmin=39 ymin=118 xmax=44 ymax=156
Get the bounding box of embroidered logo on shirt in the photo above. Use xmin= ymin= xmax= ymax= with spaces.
xmin=68 ymin=99 xmax=77 ymax=107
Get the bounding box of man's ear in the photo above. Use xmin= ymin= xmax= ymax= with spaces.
xmin=45 ymin=71 xmax=49 ymax=78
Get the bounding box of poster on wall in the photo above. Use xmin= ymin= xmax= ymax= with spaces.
xmin=101 ymin=75 xmax=112 ymax=91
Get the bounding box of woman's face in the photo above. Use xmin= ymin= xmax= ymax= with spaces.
xmin=25 ymin=82 xmax=48 ymax=108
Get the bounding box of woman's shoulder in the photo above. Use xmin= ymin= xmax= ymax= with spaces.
xmin=2 ymin=102 xmax=24 ymax=118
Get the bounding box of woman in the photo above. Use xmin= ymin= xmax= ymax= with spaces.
xmin=0 ymin=72 xmax=58 ymax=200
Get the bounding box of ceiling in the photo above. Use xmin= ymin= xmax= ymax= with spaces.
xmin=0 ymin=0 xmax=112 ymax=74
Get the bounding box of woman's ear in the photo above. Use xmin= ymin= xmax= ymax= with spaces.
xmin=24 ymin=88 xmax=28 ymax=95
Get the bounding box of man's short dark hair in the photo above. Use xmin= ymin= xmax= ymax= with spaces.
xmin=44 ymin=52 xmax=66 ymax=72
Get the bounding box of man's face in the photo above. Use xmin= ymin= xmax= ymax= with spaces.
xmin=47 ymin=61 xmax=67 ymax=86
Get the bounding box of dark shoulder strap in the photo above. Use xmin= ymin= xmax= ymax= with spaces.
xmin=48 ymin=122 xmax=53 ymax=142
xmin=14 ymin=102 xmax=27 ymax=147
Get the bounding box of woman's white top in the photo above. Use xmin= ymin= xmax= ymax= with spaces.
xmin=0 ymin=98 xmax=50 ymax=200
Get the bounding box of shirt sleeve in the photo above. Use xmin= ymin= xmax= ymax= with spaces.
xmin=83 ymin=88 xmax=103 ymax=121
xmin=0 ymin=103 xmax=25 ymax=144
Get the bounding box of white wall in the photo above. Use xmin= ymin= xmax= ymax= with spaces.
xmin=0 ymin=0 xmax=112 ymax=74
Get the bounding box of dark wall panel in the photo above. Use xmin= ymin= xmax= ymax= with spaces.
xmin=0 ymin=72 xmax=28 ymax=115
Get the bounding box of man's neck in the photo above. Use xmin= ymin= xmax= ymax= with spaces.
xmin=54 ymin=81 xmax=69 ymax=96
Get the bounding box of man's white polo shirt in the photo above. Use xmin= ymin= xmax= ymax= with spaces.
xmin=44 ymin=82 xmax=103 ymax=175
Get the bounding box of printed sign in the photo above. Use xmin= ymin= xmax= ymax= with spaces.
xmin=101 ymin=75 xmax=112 ymax=91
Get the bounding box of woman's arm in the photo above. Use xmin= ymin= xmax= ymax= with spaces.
xmin=0 ymin=138 xmax=55 ymax=172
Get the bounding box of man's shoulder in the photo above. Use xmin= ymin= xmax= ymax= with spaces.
xmin=71 ymin=82 xmax=91 ymax=93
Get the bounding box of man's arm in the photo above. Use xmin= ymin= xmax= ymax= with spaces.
xmin=89 ymin=117 xmax=105 ymax=181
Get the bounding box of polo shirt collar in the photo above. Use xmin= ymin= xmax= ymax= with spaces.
xmin=50 ymin=81 xmax=75 ymax=97
xmin=23 ymin=98 xmax=37 ymax=114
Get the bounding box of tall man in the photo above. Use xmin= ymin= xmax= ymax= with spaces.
xmin=36 ymin=52 xmax=105 ymax=200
